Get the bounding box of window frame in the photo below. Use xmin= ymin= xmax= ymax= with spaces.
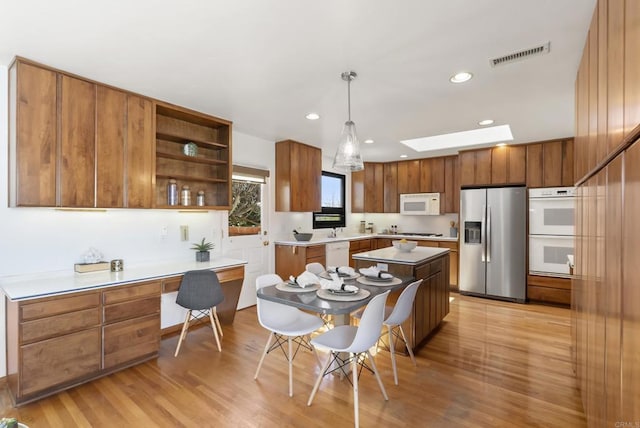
xmin=312 ymin=171 xmax=346 ymax=229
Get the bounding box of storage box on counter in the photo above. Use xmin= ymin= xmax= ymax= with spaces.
xmin=74 ymin=261 xmax=110 ymax=273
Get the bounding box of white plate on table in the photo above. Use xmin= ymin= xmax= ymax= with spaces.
xmin=319 ymin=271 xmax=360 ymax=280
xmin=326 ymin=285 xmax=359 ymax=295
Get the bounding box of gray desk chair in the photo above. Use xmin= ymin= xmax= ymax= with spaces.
xmin=254 ymin=273 xmax=324 ymax=397
xmin=174 ymin=270 xmax=225 ymax=356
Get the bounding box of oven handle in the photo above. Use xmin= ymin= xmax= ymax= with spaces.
xmin=529 ymin=197 xmax=575 ymax=201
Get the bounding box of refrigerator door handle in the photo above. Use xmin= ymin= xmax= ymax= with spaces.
xmin=486 ymin=205 xmax=491 ymax=262
xmin=481 ymin=204 xmax=486 ymax=262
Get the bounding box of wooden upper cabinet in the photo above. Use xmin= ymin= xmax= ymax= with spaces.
xmin=420 ymin=158 xmax=445 ymax=193
xmin=9 ymin=61 xmax=57 ymax=207
xmin=459 ymin=151 xmax=476 ymax=186
xmin=608 ymin=0 xmax=624 ymax=155
xmin=275 ymin=140 xmax=321 ymax=212
xmin=475 ymin=149 xmax=492 ymax=185
xmin=491 ymin=145 xmax=525 ymax=185
xmin=527 ymin=139 xmax=574 ymax=188
xmin=509 ymin=145 xmax=527 ymax=184
xmin=126 ymin=96 xmax=154 ymax=208
xmin=364 ymin=163 xmax=384 ymax=213
xmin=624 ymin=0 xmax=640 ymax=143
xmin=351 ymin=169 xmax=364 ymax=213
xmin=459 ymin=149 xmax=491 ymax=186
xmin=397 ymin=160 xmax=420 ymax=194
xmin=96 ymin=86 xmax=126 ymax=208
xmin=383 ymin=162 xmax=399 ymax=213
xmin=60 ymin=75 xmax=96 ymax=208
xmin=443 ymin=155 xmax=459 ymax=213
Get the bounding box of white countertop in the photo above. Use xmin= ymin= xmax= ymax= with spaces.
xmin=351 ymin=246 xmax=450 ymax=265
xmin=0 ymin=257 xmax=247 ymax=301
xmin=274 ymin=233 xmax=458 ymax=246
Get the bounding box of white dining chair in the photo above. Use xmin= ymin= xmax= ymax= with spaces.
xmin=254 ymin=273 xmax=324 ymax=397
xmin=352 ymin=279 xmax=422 ymax=385
xmin=305 ymin=262 xmax=325 ymax=275
xmin=307 ymin=290 xmax=390 ymax=428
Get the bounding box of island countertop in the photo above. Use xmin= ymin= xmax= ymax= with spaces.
xmin=352 ymin=246 xmax=449 ymax=266
xmin=0 ymin=257 xmax=247 ymax=301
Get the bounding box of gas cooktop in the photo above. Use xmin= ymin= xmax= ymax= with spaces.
xmin=401 ymin=232 xmax=443 ymax=237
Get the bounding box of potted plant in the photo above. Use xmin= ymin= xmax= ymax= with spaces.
xmin=191 ymin=237 xmax=214 ymax=262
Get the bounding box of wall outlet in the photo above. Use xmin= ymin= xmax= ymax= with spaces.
xmin=160 ymin=226 xmax=168 ymax=240
xmin=180 ymin=225 xmax=189 ymax=241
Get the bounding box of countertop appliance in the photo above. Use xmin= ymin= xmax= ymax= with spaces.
xmin=528 ymin=187 xmax=576 ymax=276
xmin=459 ymin=186 xmax=526 ymax=302
xmin=400 ymin=193 xmax=440 ymax=215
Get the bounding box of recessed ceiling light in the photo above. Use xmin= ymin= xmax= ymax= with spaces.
xmin=364 ymin=139 xmax=374 ymax=144
xmin=400 ymin=154 xmax=408 ymax=158
xmin=305 ymin=113 xmax=320 ymax=120
xmin=450 ymin=71 xmax=473 ymax=83
xmin=400 ymin=125 xmax=514 ymax=152
xmin=478 ymin=119 xmax=494 ymax=126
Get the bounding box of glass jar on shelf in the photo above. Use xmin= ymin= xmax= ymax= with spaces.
xmin=181 ymin=185 xmax=191 ymax=206
xmin=167 ymin=179 xmax=178 ymax=206
xmin=196 ymin=190 xmax=205 ymax=207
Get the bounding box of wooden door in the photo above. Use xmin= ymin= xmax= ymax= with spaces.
xmin=474 ymin=149 xmax=492 ymax=185
xmin=294 ymin=143 xmax=321 ymax=212
xmin=508 ymin=145 xmax=526 ymax=184
xmin=608 ymin=0 xmax=624 ymax=154
xmin=562 ymin=139 xmax=575 ymax=186
xmin=491 ymin=146 xmax=508 ymax=184
xmin=527 ymin=143 xmax=544 ymax=188
xmin=383 ymin=162 xmax=398 ymax=213
xmin=624 ymin=0 xmax=640 ymax=141
xmin=96 ymin=86 xmax=126 ymax=207
xmin=459 ymin=151 xmax=476 ymax=186
xmin=126 ymin=95 xmax=154 ymax=208
xmin=60 ymin=75 xmax=96 ymax=207
xmin=443 ymin=156 xmax=456 ymax=213
xmin=12 ymin=62 xmax=58 ymax=206
xmin=351 ymin=169 xmax=365 ymax=213
xmin=397 ymin=160 xmax=420 ymax=194
xmin=543 ymin=140 xmax=563 ymax=187
xmin=420 ymin=158 xmax=444 ymax=193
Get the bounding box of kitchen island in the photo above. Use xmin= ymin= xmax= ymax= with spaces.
xmin=352 ymin=246 xmax=450 ymax=351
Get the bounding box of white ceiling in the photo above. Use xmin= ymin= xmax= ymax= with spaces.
xmin=0 ymin=0 xmax=596 ymax=162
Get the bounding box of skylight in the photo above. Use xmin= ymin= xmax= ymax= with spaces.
xmin=400 ymin=125 xmax=514 ymax=152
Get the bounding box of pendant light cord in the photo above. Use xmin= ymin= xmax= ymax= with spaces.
xmin=347 ymin=78 xmax=351 ymax=122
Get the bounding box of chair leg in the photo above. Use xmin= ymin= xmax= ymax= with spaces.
xmin=174 ymin=310 xmax=192 ymax=357
xmin=212 ymin=306 xmax=223 ymax=337
xmin=352 ymin=354 xmax=360 ymax=428
xmin=398 ymin=325 xmax=416 ymax=366
xmin=388 ymin=325 xmax=399 ymax=385
xmin=288 ymin=337 xmax=294 ymax=397
xmin=254 ymin=332 xmax=274 ymax=380
xmin=367 ymin=350 xmax=388 ymax=401
xmin=208 ymin=310 xmax=222 ymax=352
xmin=308 ymin=335 xmax=322 ymax=367
xmin=307 ymin=352 xmax=333 ymax=406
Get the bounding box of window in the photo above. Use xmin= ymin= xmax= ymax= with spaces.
xmin=313 ymin=171 xmax=346 ymax=229
xmin=229 ymin=165 xmax=268 ymax=236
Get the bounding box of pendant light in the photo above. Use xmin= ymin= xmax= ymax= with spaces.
xmin=332 ymin=71 xmax=364 ymax=171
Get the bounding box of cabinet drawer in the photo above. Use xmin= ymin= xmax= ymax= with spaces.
xmin=216 ymin=266 xmax=244 ymax=283
xmin=438 ymin=241 xmax=458 ymax=250
xmin=103 ymin=314 xmax=160 ymax=369
xmin=417 ymin=240 xmax=439 ymax=248
xmin=21 ymin=327 xmax=101 ymax=396
xmin=350 ymin=240 xmax=371 ymax=251
xmin=21 ymin=292 xmax=100 ymax=322
xmin=103 ymin=296 xmax=160 ymax=324
xmin=103 ymin=281 xmax=160 ymax=305
xmin=21 ymin=307 xmax=100 ymax=344
xmin=162 ymin=276 xmax=182 ymax=293
xmin=306 ymin=245 xmax=325 ymax=259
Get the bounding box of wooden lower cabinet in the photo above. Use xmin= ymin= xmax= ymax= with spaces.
xmin=348 ymin=239 xmax=372 ymax=267
xmin=527 ymin=274 xmax=571 ymax=305
xmin=275 ymin=244 xmax=325 ymax=279
xmin=353 ymin=252 xmax=449 ymax=351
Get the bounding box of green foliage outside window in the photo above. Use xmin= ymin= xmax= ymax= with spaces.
xmin=229 ymin=181 xmax=261 ymax=227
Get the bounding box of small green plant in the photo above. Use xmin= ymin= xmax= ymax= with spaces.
xmin=191 ymin=238 xmax=214 ymax=252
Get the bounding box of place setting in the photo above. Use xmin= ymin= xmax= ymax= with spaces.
xmin=275 ymin=271 xmax=320 ymax=293
xmin=356 ymin=266 xmax=402 ymax=286
xmin=318 ymin=265 xmax=360 ymax=280
xmin=316 ymin=273 xmax=370 ymax=301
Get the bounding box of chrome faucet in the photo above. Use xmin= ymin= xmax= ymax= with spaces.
xmin=328 ymin=228 xmax=337 ymax=238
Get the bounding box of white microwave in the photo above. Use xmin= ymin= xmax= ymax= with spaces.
xmin=400 ymin=193 xmax=441 ymax=215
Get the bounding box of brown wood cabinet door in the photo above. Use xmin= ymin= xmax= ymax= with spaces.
xmin=562 ymin=139 xmax=575 ymax=186
xmin=459 ymin=151 xmax=476 ymax=186
xmin=543 ymin=140 xmax=563 ymax=187
xmin=20 ymin=327 xmax=101 ymax=396
xmin=351 ymin=169 xmax=365 ymax=213
xmin=364 ymin=162 xmax=384 ymax=212
xmin=397 ymin=160 xmax=420 ymax=194
xmin=443 ymin=156 xmax=455 ymax=213
xmin=420 ymin=158 xmax=445 ymax=193
xmin=12 ymin=62 xmax=58 ymax=207
xmin=419 ymin=158 xmax=432 ymax=192
xmin=527 ymin=143 xmax=543 ymax=187
xmin=624 ymin=0 xmax=640 ymax=141
xmin=103 ymin=314 xmax=160 ymax=369
xmin=508 ymin=145 xmax=526 ymax=184
xmin=491 ymin=146 xmax=507 ymax=184
xmin=275 ymin=245 xmax=306 ymax=280
xmin=608 ymin=0 xmax=624 ymax=154
xmin=126 ymin=95 xmax=154 ymax=208
xmin=475 ymin=149 xmax=492 ymax=185
xmin=276 ymin=140 xmax=321 ymax=212
xmin=60 ymin=75 xmax=96 ymax=207
xmin=576 ymin=41 xmax=590 ymax=183
xmin=588 ymin=13 xmax=598 ymax=175
xmin=383 ymin=162 xmax=398 ymax=213
xmin=96 ymin=86 xmax=126 ymax=208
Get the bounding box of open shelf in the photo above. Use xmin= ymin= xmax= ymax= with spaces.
xmin=156 ymin=132 xmax=227 ymax=150
xmin=156 ymin=151 xmax=227 ymax=166
xmin=157 ymin=174 xmax=227 ymax=184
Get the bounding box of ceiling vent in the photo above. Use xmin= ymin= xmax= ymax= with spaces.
xmin=490 ymin=42 xmax=550 ymax=67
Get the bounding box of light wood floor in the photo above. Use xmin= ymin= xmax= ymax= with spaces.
xmin=0 ymin=293 xmax=586 ymax=427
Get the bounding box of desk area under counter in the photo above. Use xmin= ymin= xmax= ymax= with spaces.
xmin=0 ymin=258 xmax=246 ymax=405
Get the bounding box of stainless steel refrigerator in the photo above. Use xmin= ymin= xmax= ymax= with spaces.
xmin=459 ymin=186 xmax=526 ymax=302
